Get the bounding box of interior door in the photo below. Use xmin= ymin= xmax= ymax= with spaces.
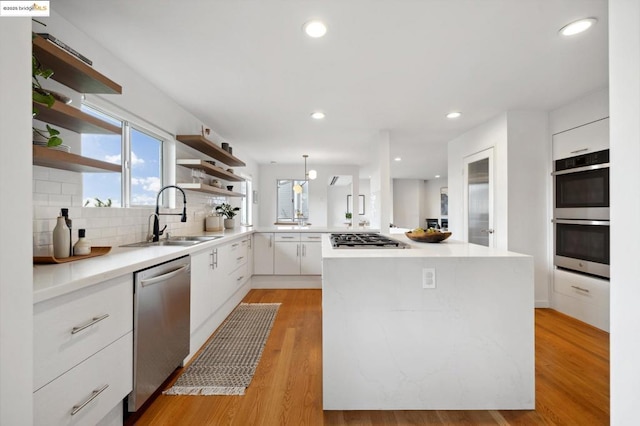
xmin=463 ymin=147 xmax=494 ymax=247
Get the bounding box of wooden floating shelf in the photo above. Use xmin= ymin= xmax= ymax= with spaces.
xmin=176 ymin=159 xmax=244 ymax=182
xmin=33 ymin=146 xmax=121 ymax=173
xmin=33 ymin=35 xmax=122 ymax=94
xmin=176 ymin=135 xmax=246 ymax=167
xmin=177 ymin=182 xmax=245 ymax=197
xmin=34 ymin=101 xmax=121 ymax=134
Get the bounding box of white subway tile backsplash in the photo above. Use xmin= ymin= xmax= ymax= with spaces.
xmin=32 ymin=166 xmax=221 ymax=253
xmin=35 ymin=180 xmax=61 ymax=194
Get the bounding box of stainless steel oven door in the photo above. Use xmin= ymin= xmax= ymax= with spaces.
xmin=554 ymin=219 xmax=610 ymax=279
xmin=553 ymin=164 xmax=609 ymax=220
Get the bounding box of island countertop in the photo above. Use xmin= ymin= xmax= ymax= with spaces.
xmin=322 ymin=233 xmax=530 ymax=259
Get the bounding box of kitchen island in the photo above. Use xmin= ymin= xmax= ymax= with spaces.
xmin=321 ymin=234 xmax=534 ymax=410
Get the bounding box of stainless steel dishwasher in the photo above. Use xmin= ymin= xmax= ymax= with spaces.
xmin=128 ymin=255 xmax=191 ymax=411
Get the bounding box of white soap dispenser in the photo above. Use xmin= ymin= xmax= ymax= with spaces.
xmin=52 ymin=216 xmax=70 ymax=258
xmin=73 ymin=229 xmax=91 ymax=256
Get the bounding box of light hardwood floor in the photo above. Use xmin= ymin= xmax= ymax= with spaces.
xmin=128 ymin=289 xmax=609 ymax=425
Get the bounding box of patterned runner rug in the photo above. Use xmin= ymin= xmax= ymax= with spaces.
xmin=164 ymin=302 xmax=280 ymax=396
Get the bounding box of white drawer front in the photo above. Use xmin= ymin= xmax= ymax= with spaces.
xmin=301 ymin=233 xmax=323 ymax=242
xmin=274 ymin=233 xmax=300 ymax=242
xmin=230 ymin=261 xmax=249 ymax=287
xmin=34 ymin=332 xmax=133 ymax=426
xmin=552 ymin=118 xmax=609 ymax=160
xmin=34 ymin=275 xmax=133 ymax=391
xmin=553 ymin=269 xmax=610 ymax=306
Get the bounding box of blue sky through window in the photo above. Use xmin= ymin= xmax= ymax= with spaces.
xmin=81 ymin=106 xmax=162 ymax=207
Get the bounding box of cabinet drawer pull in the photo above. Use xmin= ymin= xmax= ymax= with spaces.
xmin=307 ymin=236 xmax=321 ymax=239
xmin=237 ymin=276 xmax=244 ymax=282
xmin=71 ymin=384 xmax=109 ymax=415
xmin=71 ymin=314 xmax=110 ymax=334
xmin=237 ymin=256 xmax=244 ymax=261
xmin=232 ymin=243 xmax=240 ymax=248
xmin=571 ymin=285 xmax=590 ymax=293
xmin=281 ymin=236 xmax=295 ymax=239
xmin=570 ymin=148 xmax=589 ymax=154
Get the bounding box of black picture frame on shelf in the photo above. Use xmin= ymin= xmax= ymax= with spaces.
xmin=347 ymin=194 xmax=365 ymax=215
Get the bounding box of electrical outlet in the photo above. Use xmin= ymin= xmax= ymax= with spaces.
xmin=422 ymin=268 xmax=436 ymax=289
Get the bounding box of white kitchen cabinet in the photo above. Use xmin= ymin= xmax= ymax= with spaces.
xmin=274 ymin=241 xmax=301 ymax=275
xmin=253 ymin=232 xmax=274 ymax=274
xmin=33 ymin=274 xmax=133 ymax=425
xmin=301 ymin=240 xmax=322 ymax=275
xmin=553 ymin=268 xmax=610 ymax=331
xmin=190 ymin=248 xmax=216 ymax=333
xmin=273 ymin=233 xmax=323 ymax=275
xmin=552 ymin=117 xmax=609 ymax=160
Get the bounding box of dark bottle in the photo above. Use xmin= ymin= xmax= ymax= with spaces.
xmin=61 ymin=208 xmax=73 ymax=256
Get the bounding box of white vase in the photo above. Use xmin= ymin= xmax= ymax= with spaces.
xmin=224 ymin=218 xmax=235 ymax=229
xmin=52 ymin=216 xmax=70 ymax=258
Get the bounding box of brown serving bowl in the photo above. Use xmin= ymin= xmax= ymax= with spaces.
xmin=405 ymin=230 xmax=452 ymax=243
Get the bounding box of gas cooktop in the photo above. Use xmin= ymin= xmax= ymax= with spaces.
xmin=330 ymin=233 xmax=409 ymax=249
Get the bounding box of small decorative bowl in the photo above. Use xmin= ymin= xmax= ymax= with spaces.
xmin=405 ymin=231 xmax=452 ymax=243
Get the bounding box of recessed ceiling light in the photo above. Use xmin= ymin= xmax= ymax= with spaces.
xmin=394 ymin=157 xmax=402 ymax=162
xmin=559 ymin=18 xmax=597 ymax=36
xmin=303 ymin=20 xmax=327 ymax=38
xmin=435 ymin=175 xmax=441 ymax=178
xmin=446 ymin=111 xmax=462 ymax=119
xmin=311 ymin=111 xmax=325 ymax=120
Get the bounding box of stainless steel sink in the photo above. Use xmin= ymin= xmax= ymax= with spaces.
xmin=120 ymin=235 xmax=223 ymax=248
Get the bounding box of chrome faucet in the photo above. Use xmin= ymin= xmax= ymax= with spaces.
xmin=153 ymin=185 xmax=187 ymax=242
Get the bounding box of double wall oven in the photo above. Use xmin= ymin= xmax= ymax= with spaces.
xmin=553 ymin=149 xmax=610 ymax=279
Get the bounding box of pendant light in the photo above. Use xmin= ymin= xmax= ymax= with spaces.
xmin=293 ymin=155 xmax=316 ymax=194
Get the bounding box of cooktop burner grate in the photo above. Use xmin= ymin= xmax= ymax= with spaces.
xmin=330 ymin=233 xmax=409 ymax=249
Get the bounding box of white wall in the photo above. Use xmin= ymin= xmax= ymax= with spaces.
xmin=31 ymin=12 xmax=259 ymax=252
xmin=610 ymin=0 xmax=640 ymax=422
xmin=328 ymin=184 xmax=352 ymax=226
xmin=448 ymin=113 xmax=509 ymax=247
xmin=0 ymin=18 xmax=33 ymax=426
xmin=448 ymin=111 xmax=551 ymax=307
xmin=392 ymin=179 xmax=423 ymax=229
xmin=257 ymin=163 xmax=359 ymax=227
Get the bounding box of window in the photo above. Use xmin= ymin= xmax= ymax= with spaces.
xmin=277 ymin=179 xmax=308 ymax=222
xmin=81 ymin=104 xmax=165 ymax=207
xmin=240 ymin=178 xmax=253 ymax=226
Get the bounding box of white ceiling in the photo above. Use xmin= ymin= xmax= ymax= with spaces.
xmin=52 ymin=0 xmax=608 ymax=179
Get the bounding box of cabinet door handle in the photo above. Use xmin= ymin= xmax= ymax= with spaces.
xmin=570 ymin=148 xmax=589 ymax=154
xmin=269 ymin=235 xmax=273 ymax=248
xmin=213 ymin=249 xmax=218 ymax=268
xmin=232 ymin=243 xmax=240 ymax=248
xmin=237 ymin=276 xmax=244 ymax=282
xmin=71 ymin=384 xmax=109 ymax=415
xmin=571 ymin=285 xmax=590 ymax=293
xmin=297 ymin=244 xmax=300 ymax=257
xmin=302 ymin=244 xmax=306 ymax=256
xmin=237 ymin=256 xmax=244 ymax=261
xmin=71 ymin=314 xmax=110 ymax=335
xmin=209 ymin=250 xmax=214 ymax=269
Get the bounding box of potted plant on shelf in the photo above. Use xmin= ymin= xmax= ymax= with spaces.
xmin=32 ymin=33 xmax=63 ymax=147
xmin=216 ymin=203 xmax=240 ymax=229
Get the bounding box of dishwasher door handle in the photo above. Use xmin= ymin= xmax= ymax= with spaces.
xmin=140 ymin=265 xmax=189 ymax=287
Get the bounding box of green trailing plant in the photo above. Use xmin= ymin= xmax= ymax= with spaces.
xmin=32 ymin=32 xmax=63 ymax=147
xmin=84 ymin=197 xmax=112 ymax=207
xmin=345 ymin=212 xmax=353 ymax=220
xmin=215 ymin=203 xmax=240 ymax=219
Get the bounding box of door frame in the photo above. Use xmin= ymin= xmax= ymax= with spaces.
xmin=463 ymin=147 xmax=495 ymax=247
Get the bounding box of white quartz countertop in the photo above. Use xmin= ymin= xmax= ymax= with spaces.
xmin=254 ymin=226 xmax=379 ymax=233
xmin=322 ymin=233 xmax=530 ymax=259
xmin=33 ymin=227 xmax=254 ymax=304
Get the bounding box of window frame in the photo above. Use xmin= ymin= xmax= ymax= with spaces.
xmin=81 ymin=97 xmax=175 ymax=208
xmin=276 ymin=179 xmax=309 ymax=222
